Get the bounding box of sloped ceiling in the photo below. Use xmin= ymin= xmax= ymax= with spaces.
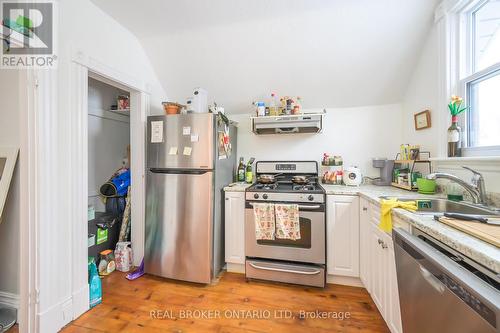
xmin=91 ymin=0 xmax=438 ymax=113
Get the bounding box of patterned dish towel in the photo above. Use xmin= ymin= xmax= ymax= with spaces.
xmin=275 ymin=204 xmax=301 ymax=240
xmin=253 ymin=203 xmax=276 ymax=240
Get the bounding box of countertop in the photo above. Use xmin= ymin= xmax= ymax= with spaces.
xmin=224 ymin=183 xmax=500 ymax=273
xmin=223 ymin=182 xmax=252 ymax=192
xmin=323 ymin=184 xmax=500 ymax=274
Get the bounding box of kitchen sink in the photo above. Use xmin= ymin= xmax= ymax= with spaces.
xmin=378 ymin=196 xmax=500 ymax=216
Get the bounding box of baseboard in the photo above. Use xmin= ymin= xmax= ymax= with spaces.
xmin=226 ymin=263 xmax=245 ymax=274
xmin=38 ymin=296 xmax=73 ymax=333
xmin=72 ymin=284 xmax=89 ymax=320
xmin=0 ymin=291 xmax=19 ymax=309
xmin=327 ymin=275 xmax=364 ymax=288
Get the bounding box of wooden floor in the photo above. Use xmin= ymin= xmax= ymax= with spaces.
xmin=62 ymin=272 xmax=389 ymax=333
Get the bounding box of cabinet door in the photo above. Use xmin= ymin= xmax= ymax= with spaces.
xmin=359 ymin=198 xmax=371 ymax=291
xmin=369 ymin=222 xmax=384 ymax=314
xmin=327 ymin=195 xmax=360 ymax=277
xmin=385 ymin=235 xmax=403 ymax=333
xmin=224 ymin=191 xmax=245 ymax=264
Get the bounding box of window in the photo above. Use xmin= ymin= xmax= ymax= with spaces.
xmin=461 ymin=0 xmax=500 ymax=153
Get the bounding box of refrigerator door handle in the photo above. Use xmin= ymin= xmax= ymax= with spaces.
xmin=149 ymin=168 xmax=212 ymax=175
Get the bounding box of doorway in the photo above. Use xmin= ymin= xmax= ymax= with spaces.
xmin=87 ymin=77 xmax=131 ymax=279
xmin=68 ymin=64 xmax=148 ymax=324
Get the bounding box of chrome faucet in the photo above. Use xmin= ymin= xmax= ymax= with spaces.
xmin=426 ymin=166 xmax=487 ymax=205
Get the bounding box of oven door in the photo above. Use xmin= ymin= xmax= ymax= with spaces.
xmin=245 ymin=201 xmax=325 ymax=265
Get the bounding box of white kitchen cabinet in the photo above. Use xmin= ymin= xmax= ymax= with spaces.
xmin=386 ymin=233 xmax=403 ymax=333
xmin=327 ymin=195 xmax=360 ymax=277
xmin=369 ymin=222 xmax=385 ymax=312
xmin=224 ymin=191 xmax=246 ymax=265
xmin=359 ymin=197 xmax=371 ymax=291
xmin=368 ymin=213 xmax=402 ymax=333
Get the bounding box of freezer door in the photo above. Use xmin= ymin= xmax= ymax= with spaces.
xmin=147 ymin=114 xmax=214 ymax=169
xmin=145 ymin=170 xmax=213 ymax=283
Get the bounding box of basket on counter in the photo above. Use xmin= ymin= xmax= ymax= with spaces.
xmin=321 ymin=165 xmax=343 ymax=185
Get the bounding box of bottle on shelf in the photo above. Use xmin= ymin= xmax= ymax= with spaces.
xmin=237 ymin=157 xmax=245 ymax=182
xmin=269 ymin=92 xmax=279 ymax=116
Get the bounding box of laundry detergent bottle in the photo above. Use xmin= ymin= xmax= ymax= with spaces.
xmin=88 ymin=258 xmax=102 ymax=308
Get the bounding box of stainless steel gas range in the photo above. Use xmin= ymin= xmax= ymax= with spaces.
xmin=245 ymin=161 xmax=326 ymax=287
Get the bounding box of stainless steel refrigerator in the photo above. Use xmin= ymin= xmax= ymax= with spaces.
xmin=145 ymin=113 xmax=237 ymax=283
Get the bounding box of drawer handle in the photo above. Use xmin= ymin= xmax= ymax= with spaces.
xmin=248 ymin=203 xmax=320 ymax=210
xmin=363 ymin=207 xmax=368 ymax=211
xmin=249 ymin=262 xmax=322 ymax=275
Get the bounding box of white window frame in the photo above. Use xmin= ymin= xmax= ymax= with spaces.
xmin=456 ymin=0 xmax=500 ymax=156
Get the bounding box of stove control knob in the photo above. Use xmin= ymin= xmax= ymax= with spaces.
xmin=263 ymin=194 xmax=268 ymax=200
xmin=254 ymin=193 xmax=259 ymax=199
xmin=308 ymin=195 xmax=314 ymax=201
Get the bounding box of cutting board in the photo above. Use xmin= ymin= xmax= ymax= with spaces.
xmin=438 ymin=217 xmax=500 ymax=248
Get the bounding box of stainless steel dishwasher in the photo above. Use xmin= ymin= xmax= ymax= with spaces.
xmin=393 ymin=227 xmax=500 ymax=333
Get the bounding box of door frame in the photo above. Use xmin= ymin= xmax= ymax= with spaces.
xmin=69 ymin=50 xmax=149 ymax=319
xmin=19 ymin=52 xmax=150 ymax=331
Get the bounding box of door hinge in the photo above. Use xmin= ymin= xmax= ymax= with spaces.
xmin=34 ymin=77 xmax=39 ymax=89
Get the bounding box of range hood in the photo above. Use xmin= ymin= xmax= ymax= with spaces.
xmin=251 ymin=112 xmax=325 ymax=135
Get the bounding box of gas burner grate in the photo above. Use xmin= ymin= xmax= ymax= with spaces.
xmin=292 ymin=184 xmax=317 ymax=191
xmin=254 ymin=183 xmax=279 ymax=190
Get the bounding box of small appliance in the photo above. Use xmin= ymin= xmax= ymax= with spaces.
xmin=145 ymin=113 xmax=237 ymax=284
xmin=372 ymin=158 xmax=395 ymax=186
xmin=343 ymin=166 xmax=362 ymax=186
xmin=245 ymin=161 xmax=326 ymax=287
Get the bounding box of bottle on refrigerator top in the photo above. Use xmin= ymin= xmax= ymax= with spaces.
xmin=237 ymin=157 xmax=245 ymax=182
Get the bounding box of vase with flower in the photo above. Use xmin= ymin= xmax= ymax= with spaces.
xmin=447 ymin=95 xmax=468 ymax=157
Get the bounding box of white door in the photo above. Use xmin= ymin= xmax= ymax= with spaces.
xmin=327 ymin=195 xmax=360 ymax=277
xmin=224 ymin=191 xmax=245 ymax=264
xmin=359 ymin=197 xmax=371 ymax=290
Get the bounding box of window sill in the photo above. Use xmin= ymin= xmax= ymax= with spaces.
xmin=430 ymin=156 xmax=500 ymax=163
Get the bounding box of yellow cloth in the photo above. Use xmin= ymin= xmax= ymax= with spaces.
xmin=379 ymin=198 xmax=417 ymax=232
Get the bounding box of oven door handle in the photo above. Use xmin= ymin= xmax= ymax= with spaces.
xmin=247 ymin=203 xmax=321 ymax=210
xmin=249 ymin=262 xmax=322 ymax=275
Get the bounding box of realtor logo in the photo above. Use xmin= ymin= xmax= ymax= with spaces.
xmin=1 ymin=1 xmax=57 ymax=68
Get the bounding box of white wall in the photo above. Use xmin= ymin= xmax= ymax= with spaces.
xmin=402 ymin=25 xmax=440 ymax=157
xmin=0 ymin=71 xmax=20 ymax=302
xmin=231 ymin=104 xmax=403 ymax=178
xmin=35 ymin=1 xmax=167 ymax=331
xmin=88 ymin=78 xmax=130 ymax=212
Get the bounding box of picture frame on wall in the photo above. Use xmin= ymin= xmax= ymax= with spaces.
xmin=414 ymin=110 xmax=431 ymax=130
